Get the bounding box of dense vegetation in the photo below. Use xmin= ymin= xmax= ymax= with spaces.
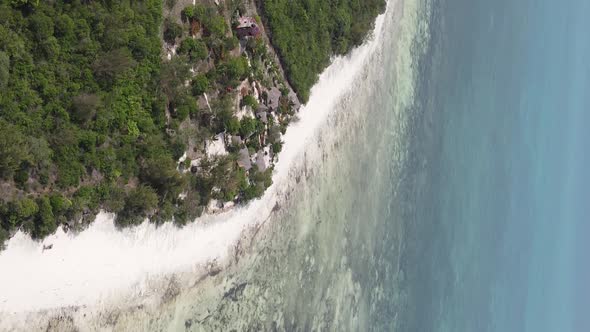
xmin=259 ymin=0 xmax=386 ymax=101
xmin=0 ymin=0 xmax=276 ymax=247
xmin=0 ymin=0 xmax=169 ymax=244
xmin=0 ymin=0 xmax=383 ymax=247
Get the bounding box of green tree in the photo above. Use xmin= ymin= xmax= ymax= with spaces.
xmin=10 ymin=0 xmax=39 ymax=8
xmin=224 ymin=36 xmax=239 ymax=52
xmin=29 ymin=12 xmax=54 ymax=41
xmin=192 ymin=74 xmax=209 ymax=95
xmin=117 ymin=186 xmax=159 ymax=227
xmin=16 ymin=198 xmax=38 ymax=218
xmin=140 ymin=154 xmax=186 ymax=198
xmin=163 ymin=19 xmax=182 ymax=44
xmin=0 ymin=52 xmax=9 ymax=89
xmin=225 ymin=116 xmax=241 ymax=135
xmin=34 ymin=196 xmax=56 ymax=239
xmin=259 ymin=0 xmax=385 ymax=101
xmin=239 ymin=117 xmax=256 ymax=138
xmin=40 ymin=36 xmax=60 ymax=59
xmin=220 ymin=56 xmax=248 ymax=82
xmin=0 ymin=120 xmax=30 ymax=180
xmin=28 ymin=137 xmax=52 ymax=178
xmin=181 ymin=6 xmax=195 ymax=21
xmin=55 ymin=14 xmax=75 ymax=41
xmin=49 ymin=194 xmax=72 ymax=216
xmin=160 ymin=55 xmax=191 ymax=100
xmin=14 ymin=162 xmax=29 ymax=188
xmin=0 ymin=226 xmax=8 ymax=250
xmin=92 ymin=49 xmax=136 ymax=86
xmin=204 ymin=15 xmax=227 ymax=37
xmin=71 ymin=93 xmax=101 ymax=124
xmin=178 ymin=38 xmax=208 ymax=61
xmin=272 ymin=141 xmax=283 ymax=154
xmin=172 ymin=95 xmax=197 ymax=121
xmin=241 ymin=95 xmax=259 ymax=109
xmin=6 ymin=198 xmax=38 ymax=228
xmin=99 ymin=184 xmax=126 ymax=214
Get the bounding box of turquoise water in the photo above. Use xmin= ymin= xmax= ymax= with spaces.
xmin=404 ymin=0 xmax=590 ymax=330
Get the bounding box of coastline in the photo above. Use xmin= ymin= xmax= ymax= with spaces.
xmin=0 ymin=2 xmax=391 ymax=318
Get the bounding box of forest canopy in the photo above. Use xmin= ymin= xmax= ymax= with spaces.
xmin=259 ymin=0 xmax=386 ymax=101
xmin=0 ymin=0 xmax=172 ymax=243
xmin=0 ymin=0 xmax=384 ymax=247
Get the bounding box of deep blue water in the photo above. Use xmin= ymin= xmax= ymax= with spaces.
xmin=403 ymin=0 xmax=590 ymax=330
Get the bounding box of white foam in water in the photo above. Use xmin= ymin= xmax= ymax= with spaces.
xmin=0 ymin=6 xmax=389 ymax=314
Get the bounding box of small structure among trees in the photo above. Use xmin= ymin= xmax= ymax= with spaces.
xmin=235 ymin=17 xmax=260 ymax=39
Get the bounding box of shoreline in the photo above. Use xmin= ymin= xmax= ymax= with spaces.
xmin=0 ymin=1 xmax=391 ymax=318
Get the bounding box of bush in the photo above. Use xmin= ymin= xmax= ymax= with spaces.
xmin=0 ymin=120 xmax=30 ymax=180
xmin=181 ymin=6 xmax=195 ymax=21
xmin=173 ymin=199 xmax=201 ymax=226
xmin=6 ymin=198 xmax=38 ymax=228
xmin=182 ymin=5 xmax=207 ymax=22
xmin=225 ymin=116 xmax=241 ymax=135
xmin=0 ymin=226 xmax=8 ymax=250
xmin=224 ymin=36 xmax=239 ymax=51
xmin=49 ymin=194 xmax=72 ymax=215
xmin=192 ymin=74 xmax=210 ymax=95
xmin=140 ymin=154 xmax=186 ymax=197
xmin=242 ymin=167 xmax=273 ymax=201
xmin=260 ymin=0 xmax=386 ymax=101
xmin=71 ymin=93 xmax=101 ymax=124
xmin=116 ymin=186 xmax=159 ymax=227
xmin=172 ymin=95 xmax=197 ymax=121
xmin=272 ymin=141 xmax=283 ymax=154
xmin=178 ymin=38 xmax=208 ymax=61
xmin=203 ymin=15 xmax=227 ymax=37
xmin=163 ymin=19 xmax=183 ymax=44
xmin=99 ymin=184 xmax=126 ymax=214
xmin=34 ymin=196 xmax=56 ymax=239
xmin=92 ymin=48 xmax=136 ymax=86
xmin=239 ymin=117 xmax=257 ymax=138
xmin=241 ymin=95 xmax=259 ymax=109
xmin=220 ymin=56 xmax=249 ymax=82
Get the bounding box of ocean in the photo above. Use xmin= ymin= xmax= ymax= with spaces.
xmin=1 ymin=0 xmax=588 ymax=330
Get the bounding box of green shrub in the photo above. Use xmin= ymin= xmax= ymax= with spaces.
xmin=272 ymin=141 xmax=283 ymax=154
xmin=239 ymin=117 xmax=257 ymax=138
xmin=219 ymin=56 xmax=249 ymax=83
xmin=204 ymin=15 xmax=227 ymax=37
xmin=225 ymin=116 xmax=241 ymax=135
xmin=241 ymin=95 xmax=259 ymax=109
xmin=178 ymin=38 xmax=208 ymax=61
xmin=0 ymin=120 xmax=30 ymax=180
xmin=163 ymin=19 xmax=183 ymax=44
xmin=260 ymin=0 xmax=385 ymax=101
xmin=224 ymin=36 xmax=239 ymax=51
xmin=34 ymin=196 xmax=56 ymax=239
xmin=116 ymin=186 xmax=159 ymax=227
xmin=192 ymin=74 xmax=210 ymax=95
